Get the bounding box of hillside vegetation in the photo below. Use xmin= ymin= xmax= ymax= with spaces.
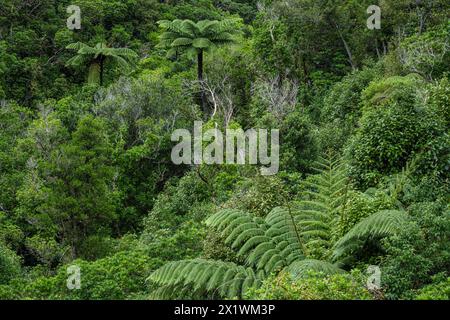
xmin=0 ymin=0 xmax=449 ymax=300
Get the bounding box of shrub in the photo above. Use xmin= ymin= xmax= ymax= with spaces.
xmin=0 ymin=243 xmax=21 ymax=285
xmin=280 ymin=112 xmax=318 ymax=173
xmin=224 ymin=175 xmax=289 ymax=217
xmin=17 ymin=250 xmax=154 ymax=300
xmin=321 ymin=67 xmax=379 ymax=123
xmin=245 ymin=270 xmax=372 ymax=300
xmin=428 ymin=77 xmax=450 ymax=128
xmin=346 ymin=76 xmax=445 ymax=187
xmin=415 ymin=275 xmax=450 ymax=300
xmin=381 ymin=201 xmax=450 ymax=299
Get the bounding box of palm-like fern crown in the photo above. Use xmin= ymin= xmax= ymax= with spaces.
xmin=156 ymin=19 xmax=238 ymax=57
xmin=66 ymin=42 xmax=138 ymax=69
xmin=148 ymin=155 xmax=410 ymax=299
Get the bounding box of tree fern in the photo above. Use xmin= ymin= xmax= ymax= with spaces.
xmin=66 ymin=42 xmax=138 ymax=85
xmin=206 ymin=208 xmax=305 ymax=272
xmin=148 ymin=156 xmax=410 ymax=299
xmin=148 ymin=207 xmax=306 ymax=299
xmin=156 ymin=18 xmax=240 ymax=112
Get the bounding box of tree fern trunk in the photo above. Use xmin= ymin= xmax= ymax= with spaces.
xmin=197 ymin=50 xmax=207 ymax=114
xmin=88 ymin=62 xmax=101 ymax=85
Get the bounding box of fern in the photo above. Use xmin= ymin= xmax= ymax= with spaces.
xmin=148 ymin=259 xmax=261 ymax=299
xmin=148 ymin=207 xmax=307 ymax=299
xmin=157 ymin=19 xmax=238 ymax=55
xmin=332 ymin=210 xmax=409 ymax=262
xmin=148 ymin=157 xmax=411 ymax=299
xmin=295 ymin=155 xmax=350 ymax=255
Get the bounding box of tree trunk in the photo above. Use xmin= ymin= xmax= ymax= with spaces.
xmin=333 ymin=20 xmax=357 ymax=71
xmin=197 ymin=50 xmax=207 ymax=114
xmin=197 ymin=50 xmax=203 ymax=81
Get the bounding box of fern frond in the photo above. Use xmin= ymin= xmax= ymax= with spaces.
xmin=332 ymin=210 xmax=409 ymax=261
xmin=66 ymin=42 xmax=89 ymax=51
xmin=295 ymin=155 xmax=350 ymax=253
xmin=149 ymin=259 xmax=261 ymax=299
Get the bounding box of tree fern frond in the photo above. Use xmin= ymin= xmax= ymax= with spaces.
xmin=264 ymin=253 xmax=285 ymax=274
xmin=157 ymin=38 xmax=175 ymax=49
xmin=224 ymin=221 xmax=263 ymax=244
xmin=66 ymin=54 xmax=89 ymax=67
xmin=197 ymin=20 xmax=219 ymax=33
xmin=66 ymin=42 xmax=89 ymax=51
xmin=78 ymin=46 xmax=99 ymax=56
xmin=297 ymin=220 xmax=330 ymax=231
xmin=256 ymin=249 xmax=280 ymax=270
xmin=246 ymin=242 xmax=276 ymax=265
xmin=171 ymin=37 xmax=194 ymax=47
xmin=295 ymin=209 xmax=330 ymax=221
xmin=193 ymin=38 xmax=214 ymax=49
xmin=294 ymin=154 xmax=351 ymax=252
xmin=232 ymin=231 xmax=267 ymax=250
xmin=332 ymin=210 xmax=409 ymax=261
xmin=149 ymin=259 xmax=260 ymax=299
xmin=182 ymin=19 xmax=201 ymax=36
xmin=265 ymin=207 xmax=304 ymax=252
xmin=301 ymin=229 xmax=331 ymax=240
xmin=297 ymin=200 xmax=331 ymax=212
xmin=112 ymin=55 xmax=131 ymax=70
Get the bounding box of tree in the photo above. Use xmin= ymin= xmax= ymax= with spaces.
xmin=16 ymin=114 xmax=119 ymax=260
xmin=156 ymin=19 xmax=239 ymax=113
xmin=0 ymin=243 xmax=21 ymax=285
xmin=66 ymin=42 xmax=138 ymax=86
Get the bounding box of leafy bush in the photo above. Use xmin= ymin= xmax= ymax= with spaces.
xmin=317 ymin=66 xmax=379 ymax=153
xmin=428 ymin=77 xmax=450 ymax=127
xmin=381 ymin=201 xmax=450 ymax=299
xmin=0 ymin=243 xmax=21 ymax=285
xmin=245 ymin=270 xmax=372 ymax=300
xmin=280 ymin=112 xmax=318 ymax=173
xmin=9 ymin=250 xmax=153 ymax=300
xmin=415 ymin=276 xmax=450 ymax=300
xmin=224 ymin=175 xmax=288 ymax=217
xmin=346 ymin=76 xmax=445 ymax=187
xmin=321 ymin=67 xmax=379 ymax=123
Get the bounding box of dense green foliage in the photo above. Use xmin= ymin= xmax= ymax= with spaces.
xmin=0 ymin=0 xmax=448 ymax=300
